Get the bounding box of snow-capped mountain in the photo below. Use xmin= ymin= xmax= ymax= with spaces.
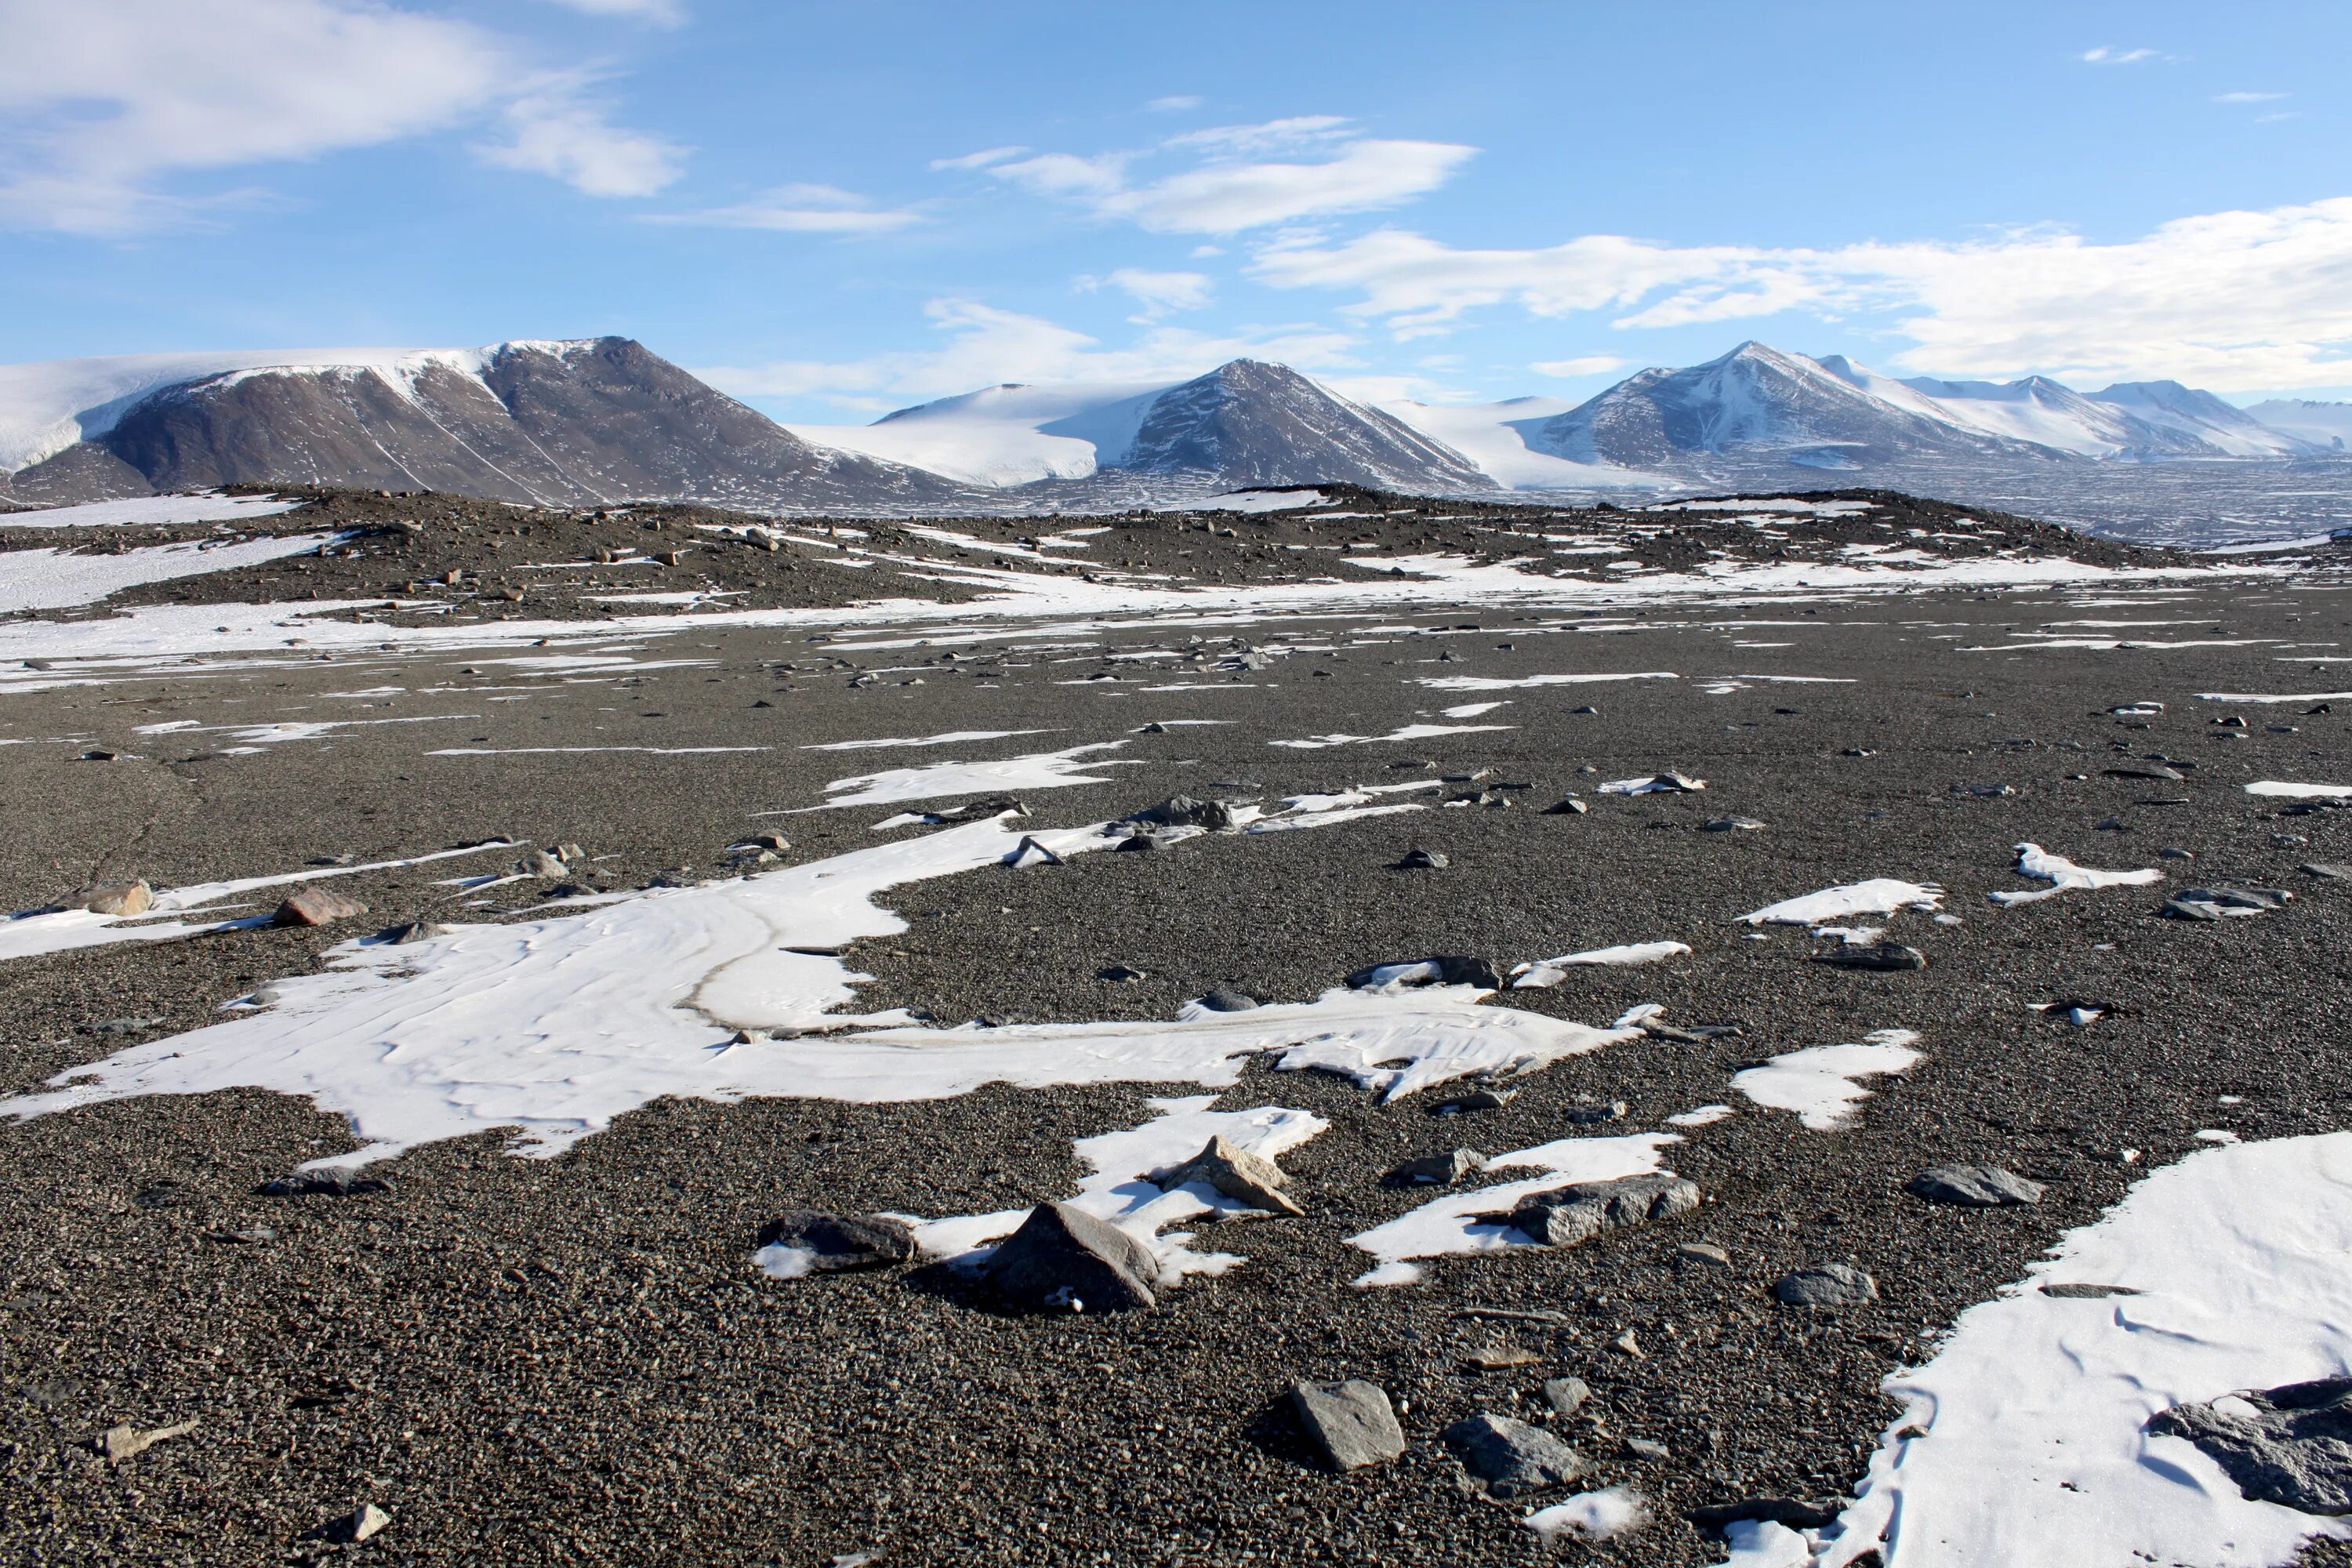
xmin=1376 ymin=396 xmax=1655 ymax=489
xmin=0 ymin=339 xmax=972 ymax=512
xmin=2088 ymin=380 xmax=2321 ymax=457
xmin=791 ymin=359 xmax=1494 ymax=494
xmin=2244 ymin=399 xmax=2352 ymax=452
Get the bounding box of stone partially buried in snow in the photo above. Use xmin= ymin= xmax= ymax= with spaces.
xmin=1906 ymin=1164 xmax=2045 ymax=1207
xmin=1290 ymin=1379 xmax=1406 ymax=1473
xmin=62 ymin=880 xmax=153 ymax=916
xmin=1811 ymin=941 xmax=1927 ymax=971
xmin=754 ymin=1210 xmax=916 ymax=1274
xmin=2147 ymin=1377 xmax=2352 ymax=1515
xmin=1599 ymin=773 xmax=1707 ymax=795
xmin=1772 ymin=1263 xmax=1878 ymax=1307
xmin=1128 ymin=795 xmax=1234 ymax=831
xmin=1443 ymin=1413 xmax=1588 ymax=1497
xmin=273 ymin=887 xmax=368 ymax=927
xmin=259 ymin=1169 xmax=394 ymax=1198
xmin=1506 ymin=1173 xmax=1700 ymax=1248
xmin=1395 ymin=847 xmax=1450 ymax=870
xmin=1154 ymin=1134 xmax=1301 ymax=1216
xmin=1196 ymin=989 xmax=1260 ymax=1012
xmin=1385 ymin=1148 xmax=1486 ymax=1187
xmin=2165 ymin=885 xmax=2292 ymax=920
xmin=1345 ymin=954 xmax=1502 ymax=990
xmin=984 ymin=1201 xmax=1158 ymax=1313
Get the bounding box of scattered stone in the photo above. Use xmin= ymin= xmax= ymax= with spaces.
xmin=1196 ymin=989 xmax=1259 ymax=1012
xmin=1772 ymin=1264 xmax=1879 ymax=1306
xmin=2165 ymin=885 xmax=2292 ymax=920
xmin=1811 ymin=941 xmax=1928 ymax=971
xmin=310 ymin=1504 xmax=393 ymax=1544
xmin=62 ymin=880 xmax=154 ymax=916
xmin=1543 ymin=1377 xmax=1592 ymax=1417
xmin=1543 ymin=797 xmax=1590 ymax=815
xmin=1345 ymin=954 xmax=1503 ymax=990
xmin=525 ymin=849 xmax=568 ymax=878
xmin=85 ymin=1017 xmax=161 ymax=1036
xmin=96 ymin=1418 xmax=200 ymax=1463
xmin=1444 ymin=1414 xmax=1588 ymax=1497
xmin=753 ymin=1210 xmax=916 ymax=1274
xmin=2302 ymin=863 xmax=2352 ymax=880
xmin=2147 ymin=1377 xmax=2352 ymax=1515
xmin=1396 ymin=847 xmax=1450 ymax=869
xmin=1138 ymin=722 xmax=1168 ymax=734
xmin=1625 ymin=1436 xmax=1671 ymax=1461
xmin=1436 ymin=1088 xmax=1518 ymax=1115
xmin=1907 ymin=1165 xmax=2045 ymax=1207
xmin=1676 ymin=1242 xmax=1733 ymax=1269
xmin=2105 ymin=763 xmax=2185 ymax=781
xmin=1129 ymin=795 xmax=1234 ymax=831
xmin=984 ymin=1201 xmax=1159 ymax=1312
xmin=2160 ymin=847 xmax=2196 ymax=860
xmin=1443 ymin=768 xmax=1495 ymax=784
xmin=745 ymin=833 xmax=788 ymax=853
xmin=1639 ymin=1018 xmax=1708 ymax=1045
xmin=204 ymin=1226 xmax=276 ymax=1245
xmin=1385 ymin=1149 xmax=1486 ymax=1187
xmin=1563 ymin=1099 xmax=1629 ymax=1124
xmin=2042 ymin=1282 xmax=2143 ymax=1298
xmin=931 ymin=794 xmax=1026 ymax=822
xmin=1153 ymin=1135 xmax=1301 ymax=1216
xmin=1686 ymin=1497 xmax=1842 ymax=1534
xmin=2274 ymin=833 xmax=2310 ymax=848
xmin=1702 ymin=815 xmax=1766 ymax=831
xmin=1842 ymin=748 xmax=1876 ymax=758
xmin=257 ymin=1169 xmax=394 ymax=1198
xmin=1603 ymin=772 xmax=1707 ymax=793
xmin=1097 ymin=964 xmax=1147 ymax=983
xmin=1504 ymin=1173 xmax=1700 ymax=1248
xmin=1290 ymin=1379 xmax=1407 ymax=1472
xmin=1610 ymin=1327 xmax=1644 ymax=1358
xmin=272 ymin=887 xmax=368 ymax=927
xmin=1570 ymin=705 xmax=1601 ymax=716
xmin=79 ymin=749 xmax=119 ymax=762
xmin=1464 ymin=1344 xmax=1542 ymax=1370
xmin=1954 ymin=782 xmax=2015 ymax=797
xmin=1005 ymin=835 xmax=1063 ymax=868
xmin=1112 ymin=829 xmax=1165 ymax=852
xmin=2095 ymin=816 xmax=2130 ymax=831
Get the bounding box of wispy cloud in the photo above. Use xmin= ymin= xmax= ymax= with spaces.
xmin=645 ymin=182 xmax=920 ymax=234
xmin=1248 ymin=197 xmax=2352 ymax=386
xmin=960 ymin=115 xmax=1475 ymax=235
xmin=695 ymin=297 xmax=1357 ymax=408
xmin=2215 ymin=90 xmax=2288 ymax=103
xmin=2082 ymin=45 xmax=2161 ymax=64
xmin=928 ymin=146 xmax=1028 ymax=172
xmin=1531 ymin=355 xmax=1627 ymax=377
xmin=532 ymin=0 xmax=686 ymax=24
xmin=1145 ymin=94 xmax=1202 ymax=113
xmin=0 ymin=0 xmax=684 ymax=233
xmin=1078 ymin=267 xmax=1214 ymax=321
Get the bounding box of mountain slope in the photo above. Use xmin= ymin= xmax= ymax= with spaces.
xmin=1 ymin=339 xmax=971 ymax=512
xmin=2243 ymin=399 xmax=2352 ymax=452
xmin=2089 ymin=380 xmax=2324 ymax=458
xmin=1111 ymin=359 xmax=1494 ymax=490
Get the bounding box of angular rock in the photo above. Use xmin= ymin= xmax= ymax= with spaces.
xmin=2148 ymin=1377 xmax=2352 ymax=1515
xmin=1625 ymin=1436 xmax=1671 ymax=1461
xmin=1506 ymin=1173 xmax=1700 ymax=1248
xmin=1155 ymin=1135 xmax=1301 ymax=1216
xmin=1564 ymin=1099 xmax=1629 ymax=1124
xmin=1290 ymin=1379 xmax=1406 ymax=1472
xmin=524 ymin=849 xmax=568 ymax=878
xmin=1702 ymin=815 xmax=1766 ymax=831
xmin=1435 ymin=1088 xmax=1518 ymax=1114
xmin=984 ymin=1202 xmax=1158 ymax=1312
xmin=1907 ymin=1165 xmax=2045 ymax=1207
xmin=1772 ymin=1263 xmax=1878 ymax=1306
xmin=371 ymin=920 xmax=451 ymax=946
xmin=2302 ymin=863 xmax=2352 ymax=881
xmin=1676 ymin=1241 xmax=1733 ymax=1269
xmin=1443 ymin=1413 xmax=1588 ymax=1497
xmin=2042 ymin=1282 xmax=2142 ymax=1299
xmin=1005 ymin=835 xmax=1063 ymax=868
xmin=1543 ymin=1376 xmax=1592 ymax=1417
xmin=1196 ymin=989 xmax=1259 ymax=1012
xmin=1129 ymin=795 xmax=1233 ymax=831
xmin=1543 ymin=797 xmax=1589 ymax=815
xmin=97 ymin=1418 xmax=198 ymax=1462
xmin=1396 ymin=847 xmax=1450 ymax=870
xmin=1345 ymin=954 xmax=1502 ymax=990
xmin=258 ymin=1169 xmax=394 ymax=1198
xmin=1686 ymin=1497 xmax=1842 ymax=1534
xmin=273 ymin=887 xmax=368 ymax=927
xmin=1811 ymin=941 xmax=1927 ymax=971
xmin=312 ymin=1504 xmax=392 ymax=1544
xmin=1385 ymin=1148 xmax=1485 ymax=1187
xmin=754 ymin=1210 xmax=916 ymax=1273
xmin=65 ymin=880 xmax=153 ymax=916
xmin=2165 ymin=885 xmax=2292 ymax=920
xmin=1097 ymin=964 xmax=1147 ymax=983
xmin=2103 ymin=764 xmax=2184 ymax=781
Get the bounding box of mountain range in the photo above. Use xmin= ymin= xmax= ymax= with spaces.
xmin=2 ymin=336 xmax=2343 ymax=514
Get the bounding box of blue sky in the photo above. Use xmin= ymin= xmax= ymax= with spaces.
xmin=3 ymin=0 xmax=2349 ymax=419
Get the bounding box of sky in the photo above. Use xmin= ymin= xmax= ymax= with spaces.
xmin=2 ymin=0 xmax=2349 ymax=423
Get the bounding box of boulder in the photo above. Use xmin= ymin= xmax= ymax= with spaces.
xmin=259 ymin=1169 xmax=394 ymax=1198
xmin=273 ymin=887 xmax=368 ymax=927
xmin=1907 ymin=1165 xmax=2045 ymax=1207
xmin=1543 ymin=1376 xmax=1592 ymax=1417
xmin=1396 ymin=847 xmax=1450 ymax=870
xmin=1443 ymin=1413 xmax=1587 ymax=1497
xmin=1129 ymin=795 xmax=1233 ymax=831
xmin=984 ymin=1202 xmax=1158 ymax=1312
xmin=1686 ymin=1497 xmax=1842 ymax=1534
xmin=65 ymin=880 xmax=153 ymax=916
xmin=1196 ymin=989 xmax=1260 ymax=1012
xmin=1385 ymin=1149 xmax=1486 ymax=1187
xmin=2148 ymin=1377 xmax=2352 ymax=1515
xmin=1505 ymin=1173 xmax=1700 ymax=1248
xmin=1345 ymin=954 xmax=1502 ymax=991
xmin=1812 ymin=941 xmax=1928 ymax=971
xmin=1154 ymin=1135 xmax=1301 ymax=1216
xmin=754 ymin=1210 xmax=916 ymax=1273
xmin=1290 ymin=1379 xmax=1406 ymax=1472
xmin=1771 ymin=1264 xmax=1878 ymax=1307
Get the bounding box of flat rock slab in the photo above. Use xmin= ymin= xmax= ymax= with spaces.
xmin=1772 ymin=1264 xmax=1879 ymax=1306
xmin=2149 ymin=1377 xmax=2352 ymax=1515
xmin=274 ymin=887 xmax=368 ymax=927
xmin=755 ymin=1210 xmax=916 ymax=1272
xmin=1907 ymin=1164 xmax=2044 ymax=1207
xmin=1443 ymin=1413 xmax=1586 ymax=1497
xmin=1506 ymin=1173 xmax=1700 ymax=1248
xmin=984 ymin=1201 xmax=1157 ymax=1313
xmin=1290 ymin=1379 xmax=1405 ymax=1472
xmin=1155 ymin=1134 xmax=1301 ymax=1216
xmin=1385 ymin=1148 xmax=1485 ymax=1187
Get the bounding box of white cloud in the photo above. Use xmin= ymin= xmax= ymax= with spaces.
xmin=0 ymin=0 xmax=681 ymax=231
xmin=481 ymin=71 xmax=685 ymax=198
xmin=1146 ymin=95 xmax=1203 ymax=113
xmin=695 ymin=297 xmax=1358 ymax=407
xmin=929 ymin=146 xmax=1029 ymax=172
xmin=2215 ymin=90 xmax=2288 ymax=103
xmin=1248 ymin=197 xmax=2352 ymax=387
xmin=1531 ymin=355 xmax=1627 ymax=377
xmin=647 ymin=183 xmax=920 ymax=234
xmin=535 ymin=0 xmax=685 ymax=24
xmin=2082 ymin=45 xmax=2161 ymax=64
xmin=977 ymin=117 xmax=1475 ymax=235
xmin=1079 ymin=267 xmax=1214 ymax=321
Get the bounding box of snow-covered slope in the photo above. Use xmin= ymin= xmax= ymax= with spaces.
xmin=786 ymin=380 xmax=1164 ymax=487
xmin=1379 ymin=397 xmax=1659 ymax=489
xmin=2090 ymin=380 xmax=2325 ymax=457
xmin=2243 ymin=400 xmax=2352 ymax=452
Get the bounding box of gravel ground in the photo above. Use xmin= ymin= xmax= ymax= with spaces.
xmin=2 ymin=497 xmax=2350 ymax=1566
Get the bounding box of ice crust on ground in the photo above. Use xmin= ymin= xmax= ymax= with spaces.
xmin=1523 ymin=1486 xmax=1650 ymax=1543
xmin=0 ymin=532 xmax=336 ymax=613
xmin=1344 ymin=1133 xmax=1680 ymax=1287
xmin=1989 ymin=843 xmax=2165 ymax=907
xmin=2246 ymin=781 xmax=2352 ymax=800
xmin=0 ymin=494 xmax=300 ymax=528
xmin=1818 ymin=1133 xmax=2352 ymax=1567
xmin=0 ymin=815 xmax=1639 ymax=1167
xmin=1267 ymin=722 xmax=1514 ymax=750
xmin=810 ymin=741 xmax=1137 ymax=808
xmin=1730 ymin=1031 xmax=1922 ymax=1131
xmin=1512 ymin=942 xmax=1691 ymax=988
xmin=1739 ymin=880 xmax=1944 ymax=925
